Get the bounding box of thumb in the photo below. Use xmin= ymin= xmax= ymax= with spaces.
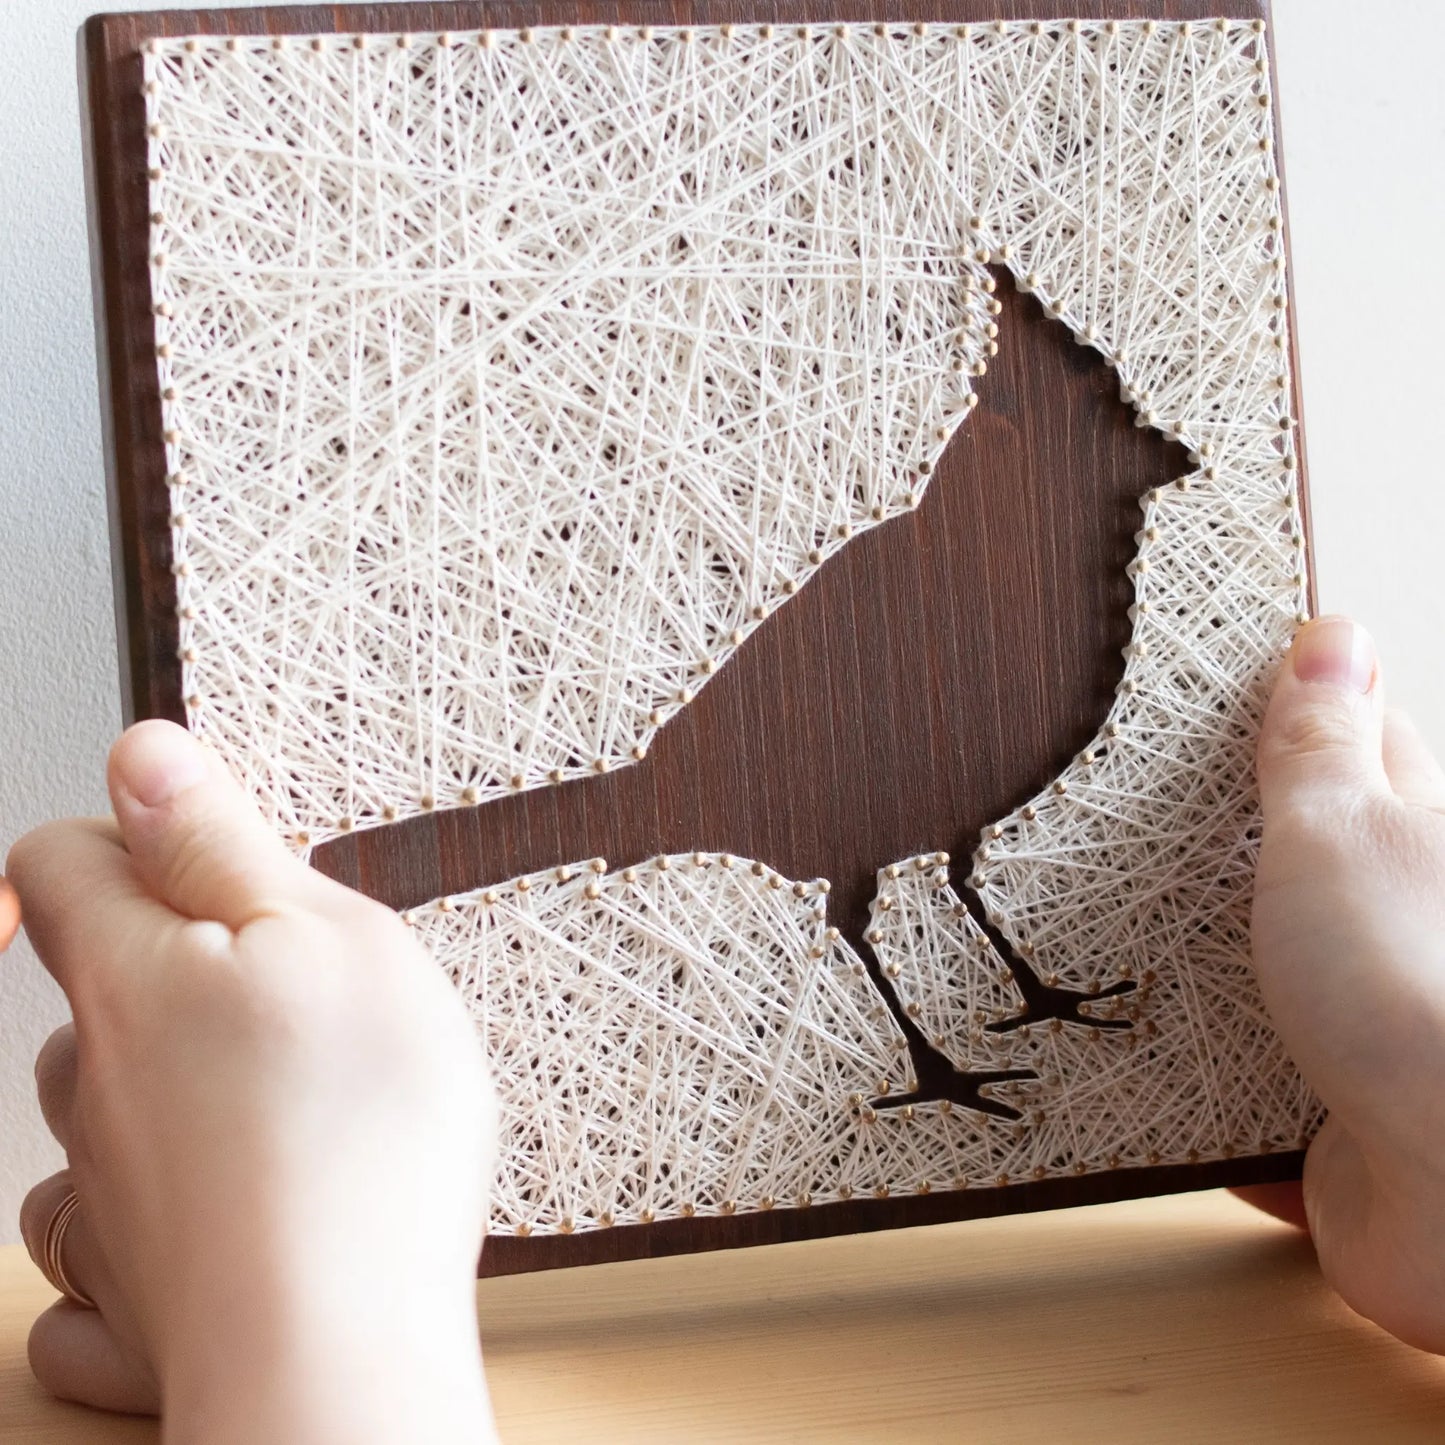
xmin=107 ymin=721 xmax=319 ymax=931
xmin=1257 ymin=616 xmax=1389 ymax=820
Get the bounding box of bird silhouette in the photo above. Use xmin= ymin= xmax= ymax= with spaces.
xmin=313 ymin=271 xmax=1185 ymax=1121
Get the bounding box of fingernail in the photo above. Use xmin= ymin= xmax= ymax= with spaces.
xmin=1291 ymin=617 xmax=1377 ymax=694
xmin=114 ymin=722 xmax=209 ymax=809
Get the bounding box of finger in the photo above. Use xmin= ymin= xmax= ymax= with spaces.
xmin=1381 ymin=708 xmax=1445 ymax=810
xmin=34 ymin=1025 xmax=77 ymax=1152
xmin=7 ymin=817 xmax=176 ymax=1003
xmin=29 ymin=1303 xmax=159 ymax=1416
xmin=19 ymin=1171 xmax=106 ymax=1311
xmin=1256 ymin=616 xmax=1389 ymax=822
xmin=107 ymin=721 xmax=324 ymax=932
xmin=20 ymin=1172 xmax=75 ymax=1271
xmin=0 ymin=877 xmax=19 ymax=952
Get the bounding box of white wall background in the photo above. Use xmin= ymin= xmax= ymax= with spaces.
xmin=0 ymin=1 xmax=1440 ymax=1243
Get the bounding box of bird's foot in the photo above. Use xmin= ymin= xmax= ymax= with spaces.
xmin=987 ymin=977 xmax=1137 ymax=1034
xmin=868 ymin=1066 xmax=1036 ymax=1122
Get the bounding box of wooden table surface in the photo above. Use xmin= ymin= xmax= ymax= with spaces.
xmin=0 ymin=1190 xmax=1441 ymax=1442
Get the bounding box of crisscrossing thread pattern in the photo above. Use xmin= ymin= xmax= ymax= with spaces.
xmin=144 ymin=20 xmax=1314 ymax=1235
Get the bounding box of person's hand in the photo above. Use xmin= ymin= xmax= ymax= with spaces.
xmin=0 ymin=876 xmax=18 ymax=954
xmin=1250 ymin=615 xmax=1445 ymax=1353
xmin=6 ymin=721 xmax=499 ymax=1442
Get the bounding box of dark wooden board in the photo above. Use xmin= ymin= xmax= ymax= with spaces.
xmin=82 ymin=0 xmax=1312 ymax=1278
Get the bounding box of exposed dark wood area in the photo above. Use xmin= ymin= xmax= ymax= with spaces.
xmin=83 ymin=0 xmax=1306 ymax=1278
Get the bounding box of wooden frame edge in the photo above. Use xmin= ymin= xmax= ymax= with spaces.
xmin=480 ymin=1150 xmax=1306 ymax=1276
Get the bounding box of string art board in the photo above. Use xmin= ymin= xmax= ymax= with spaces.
xmin=84 ymin=1 xmax=1318 ymax=1275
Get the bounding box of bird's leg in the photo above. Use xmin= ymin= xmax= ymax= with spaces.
xmin=852 ymin=886 xmax=1140 ymax=1122
xmin=852 ymin=931 xmax=1036 ymax=1122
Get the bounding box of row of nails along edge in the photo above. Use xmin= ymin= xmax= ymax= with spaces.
xmin=143 ymin=17 xmax=1269 ymax=56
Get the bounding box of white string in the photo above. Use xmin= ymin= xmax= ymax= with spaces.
xmin=145 ymin=21 xmax=1316 ymax=1235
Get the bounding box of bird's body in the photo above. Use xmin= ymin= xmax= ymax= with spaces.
xmin=316 ymin=277 xmax=1182 ymax=1110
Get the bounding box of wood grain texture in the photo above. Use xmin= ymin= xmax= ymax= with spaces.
xmin=82 ymin=0 xmax=1313 ymax=1278
xmin=3 ymin=1196 xmax=1443 ymax=1441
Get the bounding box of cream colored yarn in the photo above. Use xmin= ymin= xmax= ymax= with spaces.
xmin=409 ymin=856 xmax=914 ymax=1228
xmin=145 ymin=20 xmax=1316 ymax=1236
